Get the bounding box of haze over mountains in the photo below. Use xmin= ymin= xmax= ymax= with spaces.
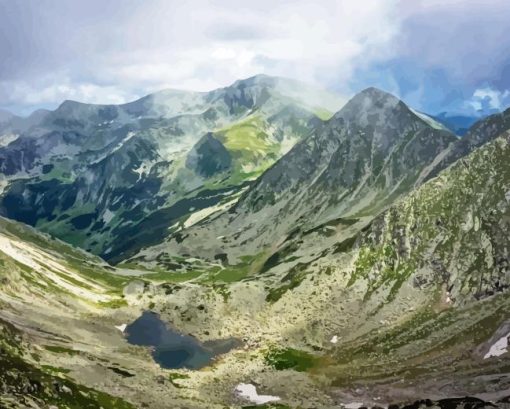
xmin=1 ymin=75 xmax=510 ymax=409
xmin=0 ymin=75 xmax=343 ymax=261
xmin=0 ymin=76 xmax=492 ymax=265
xmin=132 ymin=86 xmax=459 ymax=266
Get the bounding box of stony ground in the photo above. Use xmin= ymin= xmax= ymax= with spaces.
xmin=1 ymin=135 xmax=510 ymax=408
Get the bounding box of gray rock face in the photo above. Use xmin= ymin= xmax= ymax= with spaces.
xmin=240 ymin=87 xmax=455 ymax=214
xmin=186 ymin=133 xmax=232 ymax=177
xmin=123 ymin=280 xmax=146 ymax=296
xmin=0 ymin=75 xmax=341 ymax=260
xmin=148 ymin=87 xmax=457 ymax=263
xmin=427 ymin=107 xmax=510 ymax=180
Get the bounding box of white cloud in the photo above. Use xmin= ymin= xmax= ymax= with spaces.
xmin=88 ymin=0 xmax=403 ymax=95
xmin=468 ymin=87 xmax=510 ymax=112
xmin=2 ymin=0 xmax=510 ymax=114
xmin=0 ymin=76 xmax=138 ymax=108
xmin=0 ymin=0 xmax=403 ymax=112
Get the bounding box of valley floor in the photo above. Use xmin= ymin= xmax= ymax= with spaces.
xmin=1 ymin=133 xmax=510 ymax=408
xmin=2 ymin=212 xmax=510 ymax=409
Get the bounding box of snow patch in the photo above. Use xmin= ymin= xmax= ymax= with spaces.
xmin=344 ymin=403 xmax=365 ymax=409
xmin=115 ymin=324 xmax=127 ymax=333
xmin=410 ymin=109 xmax=448 ymax=131
xmin=110 ymin=132 xmax=136 ymax=155
xmin=183 ymin=199 xmax=237 ymax=228
xmin=234 ymin=383 xmax=280 ymax=405
xmin=0 ymin=133 xmax=19 ymax=147
xmin=103 ymin=208 xmax=115 ymax=224
xmin=330 ymin=335 xmax=339 ymax=344
xmin=132 ymin=163 xmax=148 ymax=181
xmin=484 ymin=332 xmax=510 ymax=359
xmin=90 ymin=131 xmax=136 ymax=165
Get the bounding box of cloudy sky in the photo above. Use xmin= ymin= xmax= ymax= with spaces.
xmin=1 ymin=0 xmax=509 ymax=116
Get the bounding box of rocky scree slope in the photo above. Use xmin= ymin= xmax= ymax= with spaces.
xmin=1 ymin=105 xmax=510 ymax=408
xmin=318 ymin=131 xmax=510 ymax=402
xmin=0 ymin=216 xmax=254 ymax=409
xmin=133 ymin=87 xmax=457 ymax=267
xmin=121 ymin=132 xmax=510 ymax=407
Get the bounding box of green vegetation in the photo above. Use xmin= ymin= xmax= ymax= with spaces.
xmin=346 ymin=136 xmax=510 ymax=307
xmin=266 ymin=263 xmax=309 ymax=302
xmin=260 ymin=242 xmax=300 ymax=274
xmin=168 ymin=372 xmax=189 ymax=388
xmin=216 ymin=115 xmax=279 ymax=163
xmin=264 ymin=348 xmax=318 ymax=372
xmin=213 ymin=114 xmax=281 ymax=183
xmin=43 ymin=345 xmax=81 ymax=355
xmin=197 ymin=253 xmax=265 ymax=284
xmin=212 ymin=283 xmax=231 ymax=302
xmin=331 ymin=235 xmax=358 ymax=254
xmin=0 ymin=216 xmax=131 ymax=295
xmin=65 ymin=259 xmax=131 ymax=289
xmin=145 ymin=270 xmax=204 ymax=283
xmin=98 ymin=298 xmax=128 ymax=309
xmin=313 ymin=107 xmax=333 ymax=120
xmin=208 ymin=265 xmax=250 ymax=282
xmin=118 ymin=253 xmax=265 ymax=296
xmin=0 ymin=319 xmax=135 ymax=409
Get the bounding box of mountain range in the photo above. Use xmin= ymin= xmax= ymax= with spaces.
xmin=0 ymin=75 xmax=510 ymax=409
xmin=0 ymin=75 xmax=343 ymax=262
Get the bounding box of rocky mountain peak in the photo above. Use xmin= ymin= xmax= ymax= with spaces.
xmin=231 ymin=74 xmax=279 ymax=89
xmin=57 ymin=99 xmax=90 ymax=112
xmin=333 ymin=87 xmax=413 ymax=127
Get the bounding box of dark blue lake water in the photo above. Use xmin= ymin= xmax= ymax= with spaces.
xmin=124 ymin=311 xmax=241 ymax=369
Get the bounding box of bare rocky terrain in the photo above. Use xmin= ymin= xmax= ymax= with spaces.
xmin=1 ymin=85 xmax=510 ymax=409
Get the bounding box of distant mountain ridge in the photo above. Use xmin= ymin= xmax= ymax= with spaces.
xmin=426 ymin=106 xmax=510 ymax=181
xmin=2 ymin=77 xmax=510 ymax=409
xmin=0 ymin=75 xmax=344 ymax=260
xmin=140 ymin=91 xmax=510 ymax=270
xmin=133 ymin=87 xmax=458 ymax=266
xmin=2 ymin=77 xmax=505 ymax=266
xmin=432 ymin=112 xmax=481 ymax=136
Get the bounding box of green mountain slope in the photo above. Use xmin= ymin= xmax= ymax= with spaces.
xmin=0 ymin=216 xmax=136 ymax=407
xmin=103 ymin=132 xmax=510 ymax=408
xmin=0 ymin=75 xmax=343 ymax=262
xmin=313 ymin=132 xmax=510 ymax=403
xmin=0 ymin=216 xmax=241 ymax=408
xmin=1 ymin=104 xmax=510 ymax=408
xmin=133 ymin=87 xmax=457 ymax=267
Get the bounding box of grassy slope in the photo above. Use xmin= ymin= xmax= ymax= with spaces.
xmin=0 ymin=216 xmax=130 ymax=292
xmin=349 ymin=134 xmax=510 ymax=306
xmin=0 ymin=318 xmax=135 ymax=409
xmin=304 ymin=133 xmax=510 ymax=393
xmin=213 ymin=114 xmax=282 ymax=184
xmin=0 ymin=217 xmax=138 ymax=408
